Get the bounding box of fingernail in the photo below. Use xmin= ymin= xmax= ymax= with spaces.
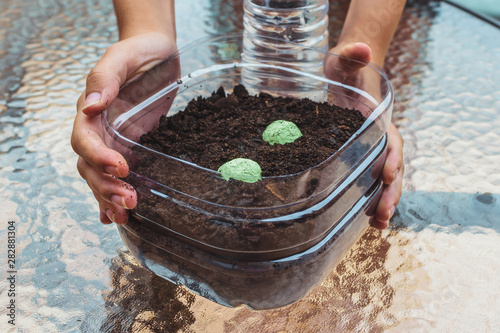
xmin=105 ymin=165 xmax=122 ymax=178
xmin=392 ymin=168 xmax=399 ymax=183
xmin=111 ymin=194 xmax=129 ymax=209
xmin=106 ymin=209 xmax=116 ymax=223
xmin=83 ymin=92 xmax=101 ymax=110
xmin=389 ymin=205 xmax=396 ymax=219
xmin=369 ymin=216 xmax=376 ymax=227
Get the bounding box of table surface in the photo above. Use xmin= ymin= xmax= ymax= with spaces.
xmin=0 ymin=0 xmax=499 ymax=332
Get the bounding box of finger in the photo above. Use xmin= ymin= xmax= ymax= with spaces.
xmin=100 ymin=208 xmax=113 ymax=225
xmin=98 ymin=198 xmax=129 ymax=225
xmin=339 ymin=43 xmax=372 ymax=66
xmin=372 ymin=166 xmax=404 ymax=229
xmin=71 ymin=112 xmax=129 ymax=179
xmin=81 ymin=34 xmax=175 ymax=117
xmin=81 ymin=43 xmax=131 ymax=116
xmin=94 ymin=190 xmax=114 ymax=224
xmin=381 ymin=123 xmax=404 ymax=185
xmin=77 ymin=157 xmax=137 ymax=210
xmin=370 ymin=216 xmax=389 ymax=230
xmin=337 ymin=42 xmax=372 ymax=72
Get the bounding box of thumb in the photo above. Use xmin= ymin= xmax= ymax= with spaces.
xmin=337 ymin=42 xmax=372 ymax=72
xmin=82 ymin=46 xmax=128 ymax=116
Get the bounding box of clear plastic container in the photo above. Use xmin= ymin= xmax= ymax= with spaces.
xmin=102 ymin=34 xmax=393 ymax=309
xmin=119 ymin=181 xmax=383 ymax=310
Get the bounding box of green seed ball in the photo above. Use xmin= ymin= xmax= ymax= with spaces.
xmin=218 ymin=158 xmax=262 ymax=183
xmin=262 ymin=120 xmax=302 ymax=145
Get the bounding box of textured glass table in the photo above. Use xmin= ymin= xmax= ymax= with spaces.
xmin=0 ymin=0 xmax=499 ymax=331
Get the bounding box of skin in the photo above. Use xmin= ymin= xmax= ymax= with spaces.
xmin=71 ymin=0 xmax=405 ymax=229
xmin=331 ymin=0 xmax=406 ymax=229
xmin=328 ymin=43 xmax=404 ymax=230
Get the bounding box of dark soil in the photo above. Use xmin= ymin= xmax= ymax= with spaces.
xmin=138 ymin=85 xmax=365 ymax=177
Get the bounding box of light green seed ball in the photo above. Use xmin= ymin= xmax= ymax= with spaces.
xmin=218 ymin=158 xmax=262 ymax=183
xmin=262 ymin=120 xmax=302 ymax=145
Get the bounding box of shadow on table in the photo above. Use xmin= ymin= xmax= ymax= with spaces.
xmin=100 ymin=251 xmax=196 ymax=333
xmin=391 ymin=191 xmax=499 ymax=233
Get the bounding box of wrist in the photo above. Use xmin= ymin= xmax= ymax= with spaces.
xmin=119 ymin=28 xmax=176 ymax=43
xmin=335 ymin=0 xmax=406 ymax=67
xmin=113 ymin=0 xmax=176 ymax=41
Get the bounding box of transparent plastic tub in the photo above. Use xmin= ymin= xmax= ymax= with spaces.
xmin=102 ymin=34 xmax=393 ymax=309
xmin=120 ymin=181 xmax=383 ymax=310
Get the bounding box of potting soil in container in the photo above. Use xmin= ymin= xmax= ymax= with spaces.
xmin=137 ymin=85 xmax=365 ymax=177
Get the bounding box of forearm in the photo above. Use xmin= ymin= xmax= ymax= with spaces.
xmin=113 ymin=0 xmax=176 ymax=40
xmin=337 ymin=0 xmax=406 ymax=66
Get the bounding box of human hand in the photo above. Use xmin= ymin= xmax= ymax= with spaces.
xmin=326 ymin=42 xmax=404 ymax=230
xmin=71 ymin=32 xmax=178 ymax=224
xmin=373 ymin=122 xmax=404 ymax=229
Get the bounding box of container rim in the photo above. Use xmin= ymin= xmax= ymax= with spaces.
xmin=104 ymin=33 xmax=394 ymax=182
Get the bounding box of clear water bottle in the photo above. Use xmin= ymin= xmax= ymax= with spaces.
xmin=243 ymin=0 xmax=329 ymax=50
xmin=242 ymin=0 xmax=329 ymax=96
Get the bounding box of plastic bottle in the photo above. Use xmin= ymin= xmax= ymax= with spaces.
xmin=243 ymin=0 xmax=329 ymax=51
xmin=241 ymin=0 xmax=329 ymax=96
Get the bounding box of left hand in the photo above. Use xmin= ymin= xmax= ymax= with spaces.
xmin=71 ymin=32 xmax=178 ymax=225
xmin=326 ymin=42 xmax=404 ymax=230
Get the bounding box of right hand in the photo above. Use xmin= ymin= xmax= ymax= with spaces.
xmin=325 ymin=43 xmax=404 ymax=230
xmin=71 ymin=32 xmax=178 ymax=224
